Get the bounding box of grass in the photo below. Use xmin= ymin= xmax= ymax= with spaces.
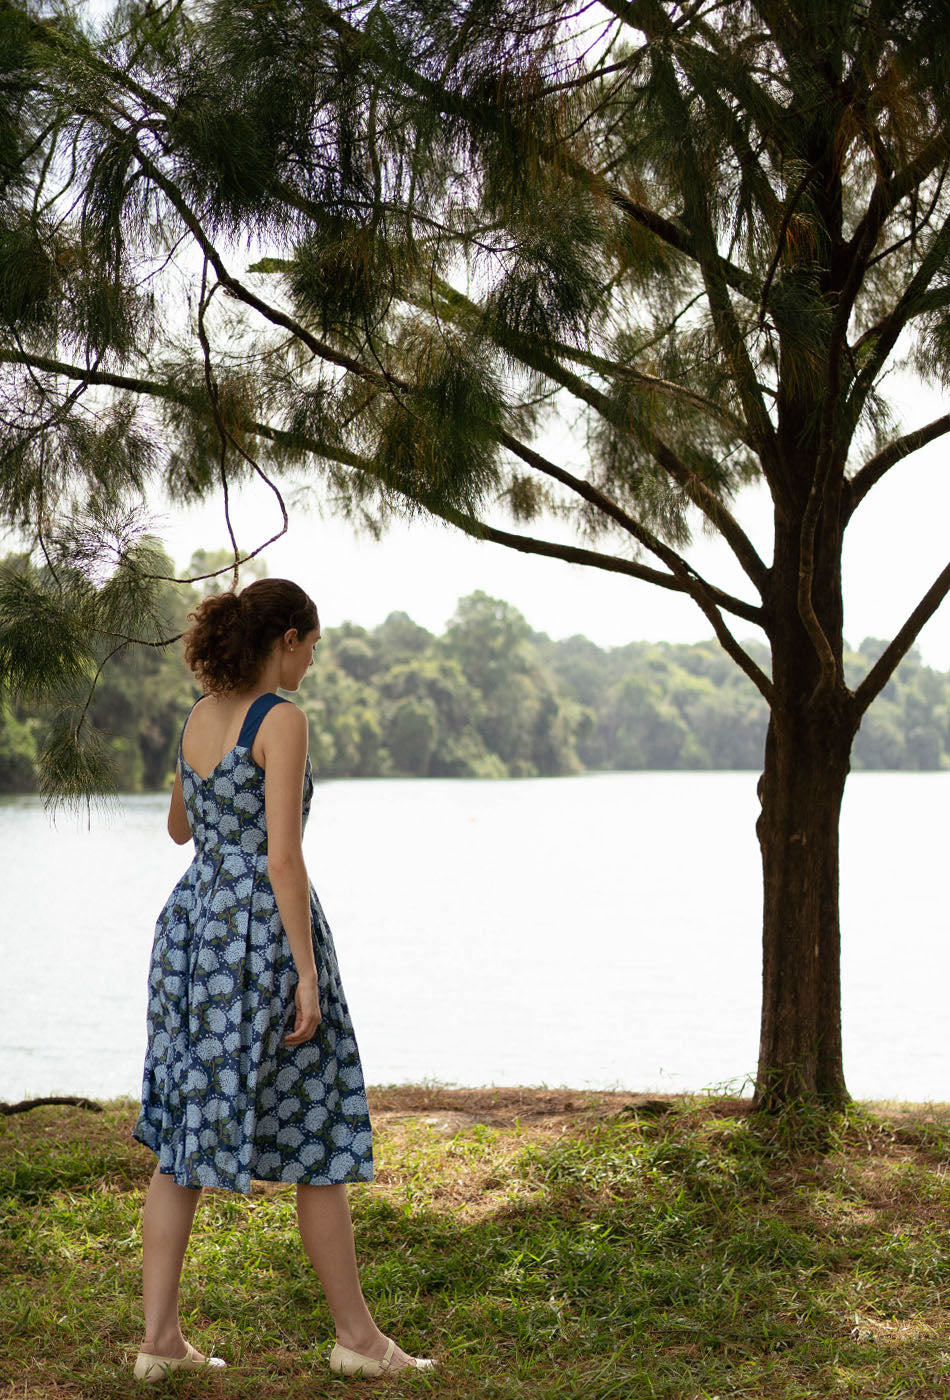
xmin=1 ymin=1086 xmax=949 ymax=1399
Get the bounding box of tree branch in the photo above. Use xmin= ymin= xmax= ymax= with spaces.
xmin=846 ymin=413 xmax=950 ymax=518
xmin=851 ymin=283 xmax=950 ymax=361
xmin=421 ymin=506 xmax=735 ymax=603
xmin=852 ymin=559 xmax=950 ymax=716
xmin=123 ymin=134 xmax=390 ymax=387
xmin=494 ymin=426 xmax=765 ymax=623
xmin=434 ymin=503 xmax=774 ymax=702
xmin=428 ymin=279 xmax=771 ymax=596
xmin=624 ymin=4 xmax=779 ymax=485
xmin=522 ymin=339 xmax=755 ymax=446
xmin=847 ymin=213 xmax=950 ymax=428
xmin=799 ymin=141 xmax=950 ymax=694
xmin=0 ymin=346 xmax=767 ymax=633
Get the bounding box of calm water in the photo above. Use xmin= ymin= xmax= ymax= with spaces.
xmin=1 ymin=772 xmax=946 ymax=1104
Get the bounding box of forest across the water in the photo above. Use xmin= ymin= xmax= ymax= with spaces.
xmin=1 ymin=554 xmax=948 ymax=791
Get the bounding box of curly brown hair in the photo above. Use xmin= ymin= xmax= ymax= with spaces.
xmin=183 ymin=579 xmax=319 ymax=693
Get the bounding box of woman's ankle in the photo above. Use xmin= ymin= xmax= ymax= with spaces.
xmin=334 ymin=1324 xmax=386 ymax=1356
xmin=141 ymin=1331 xmax=187 ymax=1358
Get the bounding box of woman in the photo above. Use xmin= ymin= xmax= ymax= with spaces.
xmin=131 ymin=578 xmax=434 ymax=1382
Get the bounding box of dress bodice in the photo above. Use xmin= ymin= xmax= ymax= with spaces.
xmin=179 ymin=694 xmax=312 ymax=855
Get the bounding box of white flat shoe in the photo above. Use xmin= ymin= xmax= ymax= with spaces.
xmin=329 ymin=1337 xmax=437 ymax=1378
xmin=133 ymin=1339 xmax=226 ymax=1382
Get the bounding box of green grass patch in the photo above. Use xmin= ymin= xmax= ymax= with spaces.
xmin=1 ymin=1090 xmax=948 ymax=1398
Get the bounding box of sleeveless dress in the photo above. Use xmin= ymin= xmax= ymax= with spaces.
xmin=132 ymin=693 xmax=374 ymax=1192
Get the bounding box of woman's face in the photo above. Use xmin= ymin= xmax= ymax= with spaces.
xmin=281 ymin=626 xmax=320 ymax=690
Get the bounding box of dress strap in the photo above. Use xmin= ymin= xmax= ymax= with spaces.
xmin=237 ymin=693 xmax=289 ymax=750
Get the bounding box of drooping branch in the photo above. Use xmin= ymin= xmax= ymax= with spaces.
xmin=876 ymin=134 xmax=950 ymax=236
xmin=0 ymin=349 xmax=200 ymax=408
xmin=291 ymin=414 xmax=773 ymax=691
xmin=436 ymin=502 xmax=774 ymax=702
xmin=494 ymin=428 xmax=765 ymax=624
xmin=421 ymin=506 xmax=744 ymax=607
xmin=675 ymin=49 xmax=783 ymax=229
xmin=0 ymin=347 xmax=767 ymax=632
xmin=229 ymin=242 xmax=771 ymax=602
xmin=555 ymin=350 xmax=752 ymax=441
xmin=51 ymin=32 xmax=775 ymax=623
xmin=197 ymin=266 xmax=241 ymax=580
xmin=294 ymin=421 xmax=775 ymax=696
xmin=845 ymin=413 xmax=950 ymax=517
xmin=852 ymin=559 xmax=950 ymax=717
xmin=119 ymin=132 xmax=392 ymax=387
xmin=279 ymin=429 xmax=766 ymax=631
xmin=409 ymin=278 xmax=755 ymax=443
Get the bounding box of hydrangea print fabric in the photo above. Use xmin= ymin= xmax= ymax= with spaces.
xmin=132 ymin=693 xmax=373 ymax=1192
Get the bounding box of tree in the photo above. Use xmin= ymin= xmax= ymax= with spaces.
xmin=2 ymin=0 xmax=950 ymax=1110
xmin=384 ymin=695 xmax=438 ymax=774
xmin=441 ymin=591 xmax=580 ymax=774
xmin=600 ymin=674 xmax=689 ymax=769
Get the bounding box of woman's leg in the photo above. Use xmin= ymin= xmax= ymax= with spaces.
xmin=295 ymin=1183 xmax=415 ymax=1368
xmin=140 ymin=1164 xmax=204 ymax=1358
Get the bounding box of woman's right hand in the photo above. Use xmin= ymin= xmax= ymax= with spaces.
xmin=284 ymin=974 xmax=322 ymax=1045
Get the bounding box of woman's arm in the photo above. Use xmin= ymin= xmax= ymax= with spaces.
xmin=261 ymin=703 xmax=321 ymax=1043
xmin=167 ymin=767 xmax=192 ymax=845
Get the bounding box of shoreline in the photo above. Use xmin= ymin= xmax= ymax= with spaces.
xmin=6 ymin=1084 xmax=948 ymax=1123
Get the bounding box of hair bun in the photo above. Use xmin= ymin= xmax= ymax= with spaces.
xmin=205 ymin=589 xmax=241 ymax=618
xmin=183 ymin=578 xmax=319 ymax=694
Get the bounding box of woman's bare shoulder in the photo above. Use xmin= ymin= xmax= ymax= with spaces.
xmin=184 ymin=691 xmax=223 ymax=723
xmin=264 ymin=697 xmax=308 ymax=730
xmin=257 ymin=697 xmax=308 ymax=757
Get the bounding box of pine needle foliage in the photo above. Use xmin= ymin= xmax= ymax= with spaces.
xmin=0 ymin=0 xmax=948 ymax=766
xmin=0 ymin=527 xmax=178 ymax=806
xmin=3 ymin=0 xmax=950 ymax=1104
xmin=371 ymin=321 xmax=505 ymax=517
xmin=0 ymin=559 xmax=94 ymax=699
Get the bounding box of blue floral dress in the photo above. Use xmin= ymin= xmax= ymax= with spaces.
xmin=132 ymin=693 xmax=374 ymax=1192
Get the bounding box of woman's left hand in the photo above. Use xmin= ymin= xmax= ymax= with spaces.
xmin=284 ymin=974 xmax=322 ymax=1045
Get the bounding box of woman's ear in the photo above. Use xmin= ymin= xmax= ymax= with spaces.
xmin=283 ymin=628 xmax=299 ymax=653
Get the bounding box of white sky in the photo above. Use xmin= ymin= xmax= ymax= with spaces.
xmin=152 ymin=368 xmax=950 ymax=668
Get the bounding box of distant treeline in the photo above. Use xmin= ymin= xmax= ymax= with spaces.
xmin=2 ymin=567 xmax=948 ymax=791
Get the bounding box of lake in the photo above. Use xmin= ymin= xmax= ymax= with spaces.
xmin=1 ymin=771 xmax=946 ymax=1104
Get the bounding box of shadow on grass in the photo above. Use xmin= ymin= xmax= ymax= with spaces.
xmin=1 ymin=1097 xmax=948 ymax=1400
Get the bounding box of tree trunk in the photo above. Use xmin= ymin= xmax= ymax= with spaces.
xmin=754 ymin=491 xmax=856 ymax=1111
xmin=755 ymin=701 xmax=853 ymax=1110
